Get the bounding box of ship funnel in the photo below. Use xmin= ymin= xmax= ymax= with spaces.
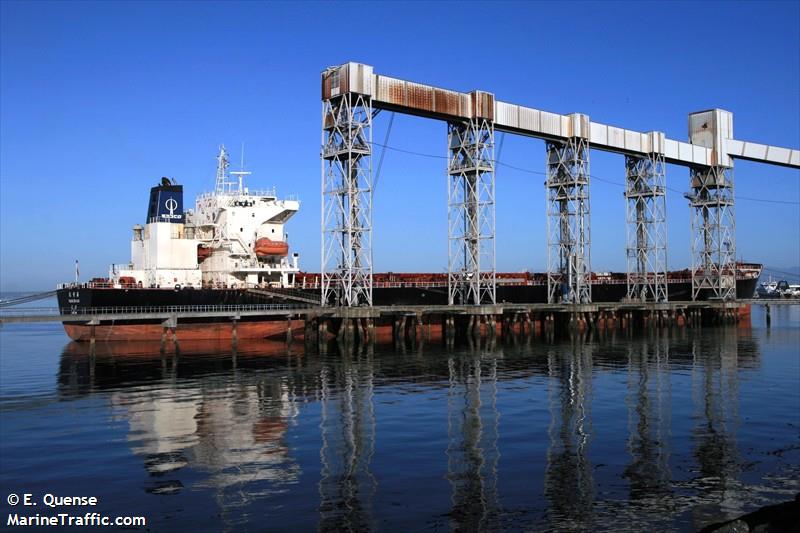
xmin=147 ymin=180 xmax=185 ymax=224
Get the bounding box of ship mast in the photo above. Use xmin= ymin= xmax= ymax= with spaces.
xmin=214 ymin=145 xmax=233 ymax=195
xmin=230 ymin=143 xmax=251 ymax=194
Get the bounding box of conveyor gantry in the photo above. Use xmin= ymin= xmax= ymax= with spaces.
xmin=320 ymin=62 xmax=799 ymax=307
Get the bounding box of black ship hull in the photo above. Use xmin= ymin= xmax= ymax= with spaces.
xmin=58 ymin=276 xmax=759 ymax=308
xmin=57 ymin=275 xmax=759 ymax=341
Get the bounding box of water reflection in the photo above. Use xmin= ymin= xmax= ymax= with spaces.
xmin=51 ymin=324 xmax=775 ymax=531
xmin=318 ymin=350 xmax=377 ymax=532
xmin=59 ymin=340 xmax=301 ymax=509
xmin=445 ymin=347 xmax=500 ymax=531
xmin=624 ymin=331 xmax=672 ymax=503
xmin=690 ymin=328 xmax=746 ymax=525
xmin=545 ymin=337 xmax=595 ymax=530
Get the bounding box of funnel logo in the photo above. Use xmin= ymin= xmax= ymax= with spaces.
xmin=161 ymin=197 xmax=182 ymax=220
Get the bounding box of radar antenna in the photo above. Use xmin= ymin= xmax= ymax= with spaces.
xmin=230 ymin=142 xmax=251 ymax=194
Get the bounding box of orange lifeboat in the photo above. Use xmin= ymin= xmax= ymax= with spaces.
xmin=197 ymin=245 xmax=212 ymax=262
xmin=255 ymin=237 xmax=289 ymax=258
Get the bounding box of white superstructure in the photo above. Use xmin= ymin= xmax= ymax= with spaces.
xmin=122 ymin=219 xmax=203 ymax=289
xmin=111 ymin=145 xmax=300 ymax=289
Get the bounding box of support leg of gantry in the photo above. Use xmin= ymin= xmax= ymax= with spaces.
xmin=545 ymin=123 xmax=591 ymax=305
xmin=625 ymin=145 xmax=668 ymax=304
xmin=354 ymin=317 xmax=364 ymax=343
xmin=161 ymin=326 xmax=168 ymax=353
xmin=446 ymin=316 xmax=456 ymax=348
xmin=160 ymin=316 xmax=177 ymax=354
xmin=336 ymin=318 xmax=345 ymax=343
xmin=318 ymin=319 xmax=329 ymax=353
xmin=304 ymin=317 xmax=315 ymax=343
xmin=321 ymin=86 xmax=373 ymax=307
xmin=687 ymin=110 xmax=739 ymax=302
xmin=407 ymin=316 xmax=417 ymax=347
xmin=688 ymin=165 xmax=736 ymax=301
xmin=87 ymin=321 xmax=98 ymax=356
xmin=400 ymin=316 xmax=408 ymax=342
xmin=447 ymin=110 xmax=496 ymax=306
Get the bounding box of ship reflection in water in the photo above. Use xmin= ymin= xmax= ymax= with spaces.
xmin=54 ymin=321 xmax=799 ymax=531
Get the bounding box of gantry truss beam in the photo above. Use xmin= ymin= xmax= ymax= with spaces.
xmin=447 ymin=119 xmax=496 ymax=305
xmin=323 ymin=63 xmax=799 ymax=169
xmin=625 ymin=152 xmax=668 ymax=302
xmin=321 ymin=88 xmax=373 ymax=307
xmin=546 ymin=137 xmax=591 ymax=304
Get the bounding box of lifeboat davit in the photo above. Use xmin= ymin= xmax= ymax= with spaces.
xmin=255 ymin=237 xmax=288 ymax=258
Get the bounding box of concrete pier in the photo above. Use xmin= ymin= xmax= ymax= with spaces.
xmin=1 ymin=300 xmax=775 ymax=346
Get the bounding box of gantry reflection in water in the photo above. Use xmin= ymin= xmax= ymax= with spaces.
xmin=51 ymin=323 xmax=797 ymax=532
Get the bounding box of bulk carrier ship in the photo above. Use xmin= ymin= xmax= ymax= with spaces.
xmin=57 ymin=146 xmax=761 ymax=341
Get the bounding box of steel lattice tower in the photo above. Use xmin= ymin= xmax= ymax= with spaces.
xmin=688 ymin=165 xmax=736 ymax=300
xmin=546 ymin=137 xmax=591 ymax=304
xmin=625 ymin=151 xmax=668 ymax=302
xmin=447 ymin=119 xmax=496 ymax=305
xmin=321 ymin=91 xmax=373 ymax=307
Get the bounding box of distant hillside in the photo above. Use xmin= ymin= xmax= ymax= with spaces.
xmin=763 ymin=266 xmax=800 ymax=281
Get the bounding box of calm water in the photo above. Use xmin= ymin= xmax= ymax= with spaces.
xmin=1 ymin=303 xmax=799 ymax=532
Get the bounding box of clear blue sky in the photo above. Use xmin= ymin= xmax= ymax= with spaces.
xmin=1 ymin=1 xmax=798 ymax=291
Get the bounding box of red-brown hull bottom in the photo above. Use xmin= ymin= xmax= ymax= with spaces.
xmin=64 ymin=320 xmax=306 ymax=342
xmin=63 ymin=305 xmax=752 ymax=343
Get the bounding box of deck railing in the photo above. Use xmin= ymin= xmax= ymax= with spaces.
xmin=0 ymin=303 xmax=312 ymax=318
